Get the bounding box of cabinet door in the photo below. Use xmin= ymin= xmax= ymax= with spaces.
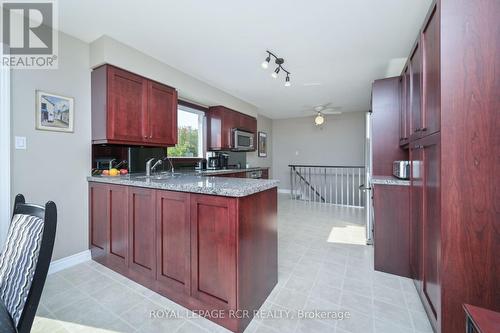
xmin=410 ymin=44 xmax=423 ymax=140
xmin=400 ymin=69 xmax=410 ymax=143
xmin=108 ymin=185 xmax=129 ymax=270
xmin=207 ymin=107 xmax=223 ymax=150
xmin=156 ymin=191 xmax=190 ymax=295
xmin=148 ymin=81 xmax=178 ymax=145
xmin=89 ymin=183 xmax=128 ymax=272
xmin=190 ymin=194 xmax=237 ymax=309
xmin=422 ymin=6 xmax=440 ymax=136
xmin=89 ymin=183 xmax=109 ymax=261
xmin=107 ymin=66 xmax=148 ymax=142
xmin=422 ymin=133 xmax=441 ymax=323
xmin=222 ymin=109 xmax=238 ymax=149
xmin=410 ymin=143 xmax=423 ymax=284
xmin=239 ymin=114 xmax=257 ymax=133
xmin=373 ymin=184 xmax=411 ymax=277
xmin=129 ymin=187 xmax=156 ymax=279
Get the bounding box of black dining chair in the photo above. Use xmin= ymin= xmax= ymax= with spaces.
xmin=0 ymin=194 xmax=57 ymax=333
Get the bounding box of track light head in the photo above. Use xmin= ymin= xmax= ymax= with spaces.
xmin=261 ymin=55 xmax=271 ymax=69
xmin=285 ymin=75 xmax=291 ymax=87
xmin=271 ymin=67 xmax=280 ymax=79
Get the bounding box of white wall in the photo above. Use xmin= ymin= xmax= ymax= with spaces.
xmin=89 ymin=36 xmax=258 ymax=117
xmin=272 ymin=112 xmax=366 ymax=189
xmin=246 ymin=114 xmax=273 ymax=173
xmin=11 ymin=32 xmax=91 ymax=260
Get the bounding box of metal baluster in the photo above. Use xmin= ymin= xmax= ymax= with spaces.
xmin=335 ymin=168 xmax=339 ymax=205
xmin=324 ymin=168 xmax=327 ymax=204
xmin=357 ymin=168 xmax=361 ymax=206
xmin=352 ymin=168 xmax=354 ymax=206
xmin=307 ymin=167 xmax=310 ymax=203
xmin=329 ymin=168 xmax=332 ymax=204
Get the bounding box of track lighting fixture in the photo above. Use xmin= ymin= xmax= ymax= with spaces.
xmin=261 ymin=50 xmax=291 ymax=86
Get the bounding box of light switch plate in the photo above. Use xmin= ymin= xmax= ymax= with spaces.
xmin=15 ymin=136 xmax=26 ymax=150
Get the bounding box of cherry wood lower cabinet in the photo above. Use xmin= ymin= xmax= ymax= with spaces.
xmin=89 ymin=183 xmax=129 ymax=275
xmin=155 ymin=191 xmax=191 ymax=296
xmin=128 ymin=187 xmax=157 ymax=285
xmin=88 ymin=182 xmax=278 ymax=333
xmin=373 ymin=184 xmax=411 ymax=277
xmin=190 ymin=195 xmax=237 ymax=310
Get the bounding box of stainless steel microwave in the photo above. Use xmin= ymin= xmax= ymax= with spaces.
xmin=232 ymin=129 xmax=254 ymax=151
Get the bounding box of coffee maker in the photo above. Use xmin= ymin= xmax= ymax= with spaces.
xmin=208 ymin=153 xmax=229 ymax=170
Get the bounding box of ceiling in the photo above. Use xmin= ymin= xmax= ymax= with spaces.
xmin=58 ymin=0 xmax=432 ymax=119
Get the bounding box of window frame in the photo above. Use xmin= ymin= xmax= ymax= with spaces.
xmin=167 ymin=100 xmax=207 ymax=160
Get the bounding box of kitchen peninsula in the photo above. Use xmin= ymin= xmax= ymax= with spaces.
xmin=87 ymin=173 xmax=278 ymax=333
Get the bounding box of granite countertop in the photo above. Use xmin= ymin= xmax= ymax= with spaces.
xmin=371 ymin=176 xmax=410 ymax=186
xmin=87 ymin=172 xmax=279 ymax=197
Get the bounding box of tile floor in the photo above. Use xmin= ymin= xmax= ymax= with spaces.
xmin=32 ymin=194 xmax=432 ymax=333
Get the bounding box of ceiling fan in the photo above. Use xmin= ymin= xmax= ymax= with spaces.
xmin=303 ymin=103 xmax=342 ymax=126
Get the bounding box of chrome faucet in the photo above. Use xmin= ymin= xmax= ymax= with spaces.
xmin=164 ymin=156 xmax=175 ymax=173
xmin=145 ymin=158 xmax=162 ymax=176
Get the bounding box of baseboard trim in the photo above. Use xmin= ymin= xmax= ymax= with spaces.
xmin=48 ymin=250 xmax=91 ymax=275
xmin=278 ymin=188 xmax=291 ymax=194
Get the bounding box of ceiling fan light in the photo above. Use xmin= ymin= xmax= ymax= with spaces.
xmin=315 ymin=113 xmax=325 ymax=126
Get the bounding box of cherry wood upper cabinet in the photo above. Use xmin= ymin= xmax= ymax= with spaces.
xmin=155 ymin=190 xmax=190 ymax=296
xmin=421 ymin=6 xmax=440 ymax=137
xmin=409 ymin=44 xmax=423 ymax=140
xmin=400 ymin=67 xmax=411 ymax=145
xmin=371 ymin=77 xmax=408 ymax=176
xmin=148 ymin=81 xmax=178 ymax=145
xmin=91 ymin=64 xmax=178 ymax=147
xmin=190 ymin=194 xmax=237 ymax=310
xmin=207 ymin=106 xmax=257 ymax=151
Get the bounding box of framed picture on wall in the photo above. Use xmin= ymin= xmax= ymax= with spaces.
xmin=36 ymin=90 xmax=74 ymax=133
xmin=258 ymin=131 xmax=267 ymax=157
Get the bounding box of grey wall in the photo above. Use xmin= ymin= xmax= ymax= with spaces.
xmin=11 ymin=32 xmax=91 ymax=260
xmin=272 ymin=112 xmax=366 ymax=189
xmin=246 ymin=115 xmax=273 ymax=174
